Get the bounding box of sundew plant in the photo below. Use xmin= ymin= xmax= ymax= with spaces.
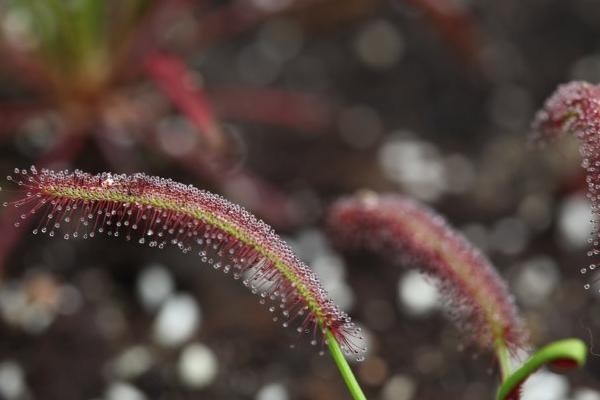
xmin=3 ymin=167 xmax=368 ymax=399
xmin=2 ymin=168 xmax=587 ymax=400
xmin=0 ymin=1 xmax=597 ymax=399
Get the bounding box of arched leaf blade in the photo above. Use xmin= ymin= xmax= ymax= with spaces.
xmin=497 ymin=338 xmax=586 ymax=400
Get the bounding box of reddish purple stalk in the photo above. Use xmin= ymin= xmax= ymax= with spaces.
xmin=327 ymin=192 xmax=527 ymax=354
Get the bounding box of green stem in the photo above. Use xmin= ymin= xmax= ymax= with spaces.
xmin=495 ymin=339 xmax=512 ymax=382
xmin=496 ymin=338 xmax=587 ymax=400
xmin=326 ymin=330 xmax=367 ymax=400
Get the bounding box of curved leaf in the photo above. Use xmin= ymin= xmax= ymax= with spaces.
xmin=497 ymin=338 xmax=586 ymax=400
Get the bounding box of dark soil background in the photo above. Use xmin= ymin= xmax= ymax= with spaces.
xmin=1 ymin=1 xmax=600 ymax=399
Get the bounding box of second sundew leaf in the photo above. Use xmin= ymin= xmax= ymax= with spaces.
xmin=3 ymin=167 xmax=366 ymax=358
xmin=327 ymin=192 xmax=528 ymax=354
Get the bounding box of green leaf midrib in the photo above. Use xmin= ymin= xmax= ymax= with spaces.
xmin=46 ymin=186 xmax=326 ymax=324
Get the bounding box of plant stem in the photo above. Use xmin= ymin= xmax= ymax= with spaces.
xmin=496 ymin=338 xmax=587 ymax=400
xmin=326 ymin=330 xmax=367 ymax=400
xmin=495 ymin=339 xmax=512 ymax=382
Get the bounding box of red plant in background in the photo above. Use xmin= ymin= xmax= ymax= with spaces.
xmin=403 ymin=0 xmax=483 ymax=67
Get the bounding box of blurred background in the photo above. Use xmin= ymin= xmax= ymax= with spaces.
xmin=0 ymin=0 xmax=599 ymax=399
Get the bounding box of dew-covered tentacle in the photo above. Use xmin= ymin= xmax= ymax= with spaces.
xmin=2 ymin=167 xmax=365 ymax=358
xmin=327 ymin=192 xmax=527 ymax=356
xmin=531 ymin=81 xmax=600 ymax=290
